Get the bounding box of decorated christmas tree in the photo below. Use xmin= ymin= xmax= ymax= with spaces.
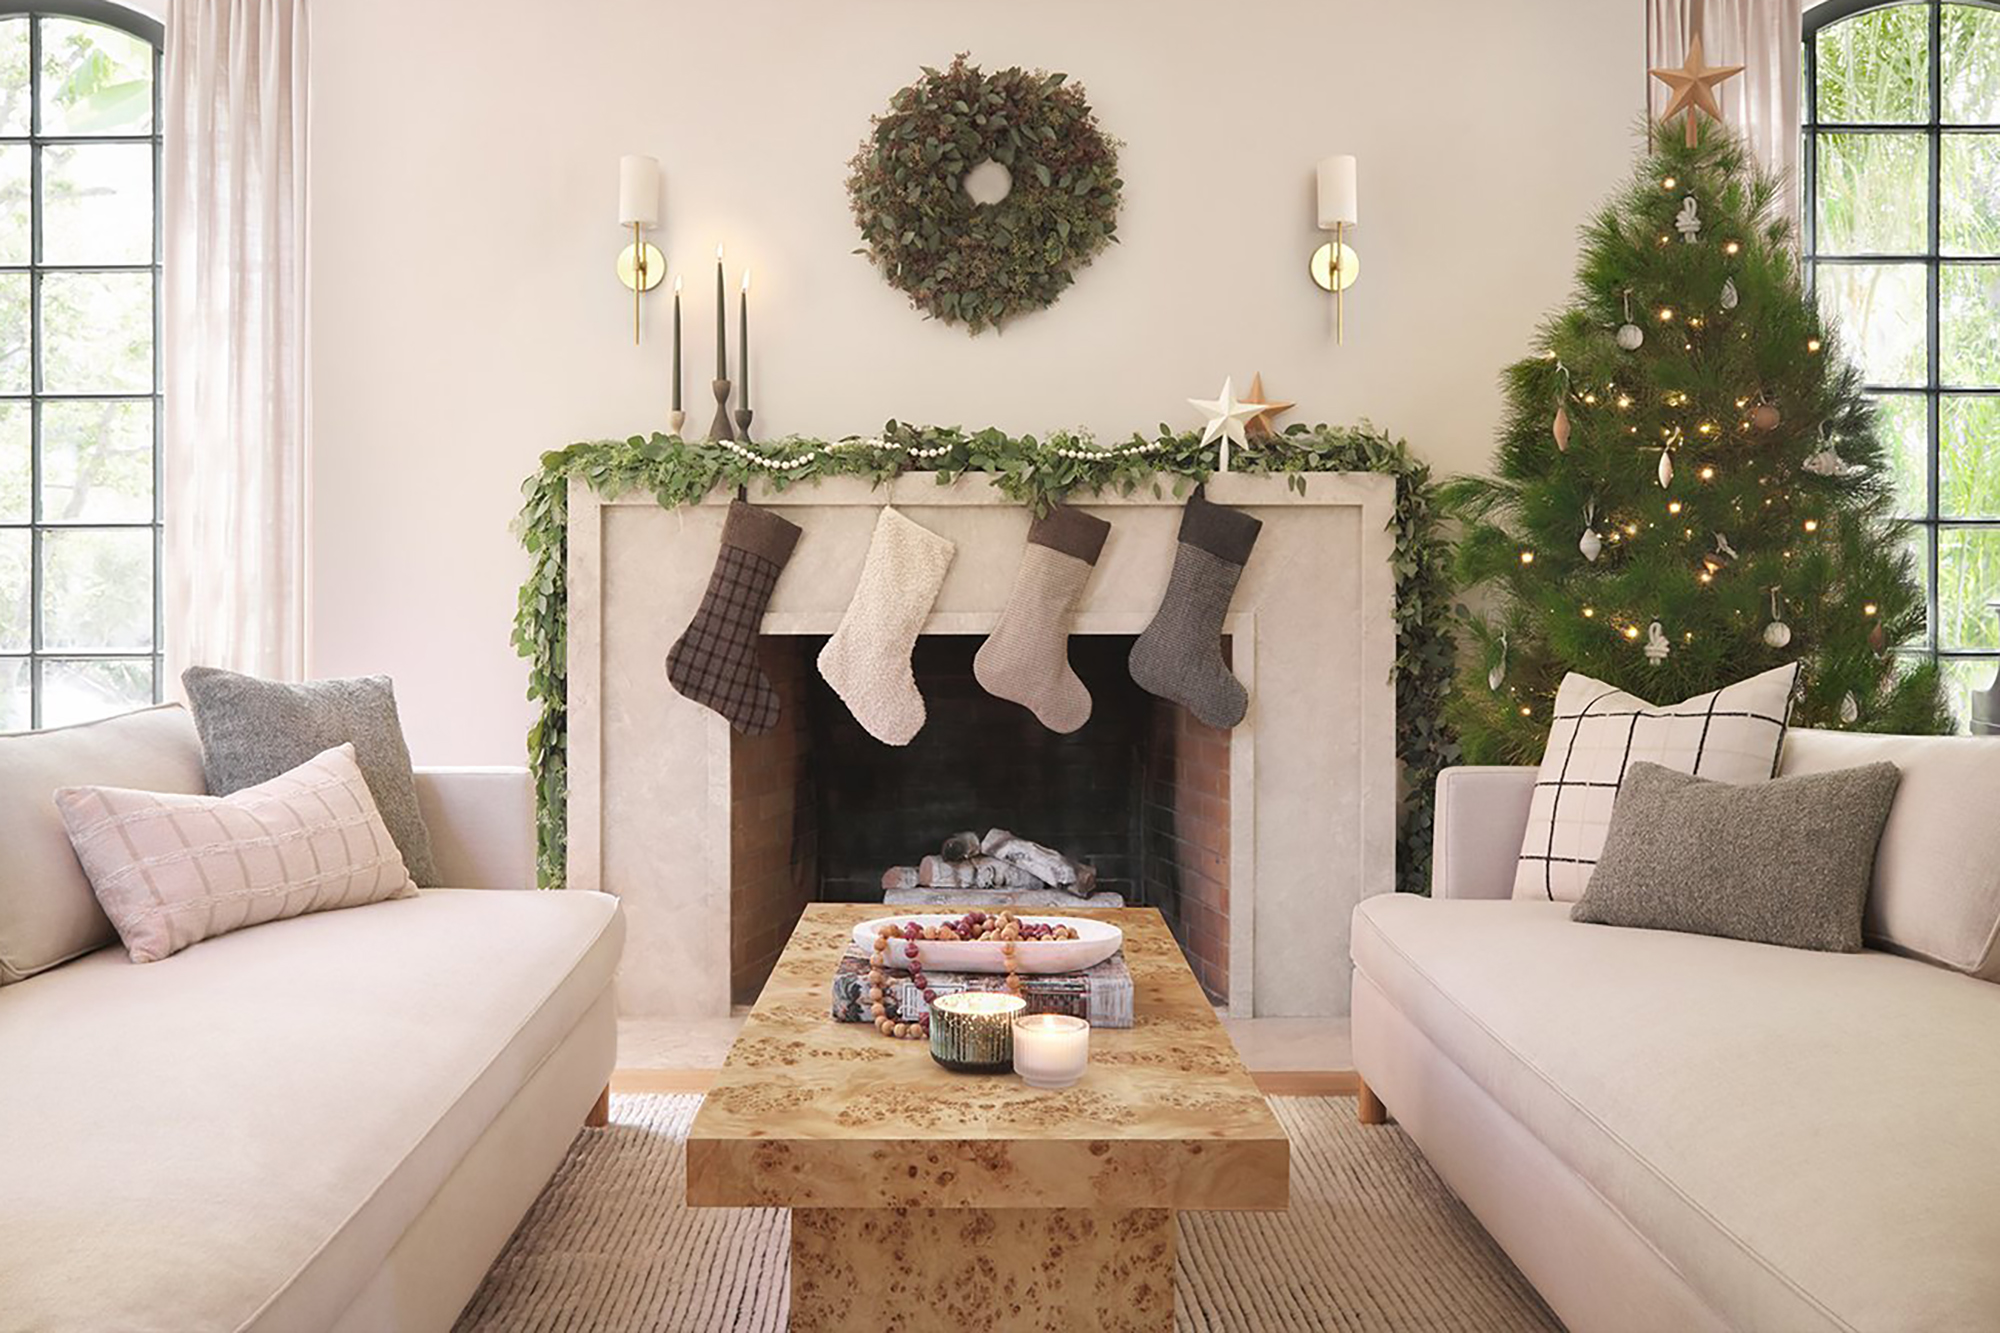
xmin=1448 ymin=110 xmax=1953 ymax=763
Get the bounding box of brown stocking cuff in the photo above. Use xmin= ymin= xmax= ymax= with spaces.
xmin=1027 ymin=505 xmax=1110 ymax=565
xmin=722 ymin=500 xmax=802 ymax=567
xmin=1178 ymin=494 xmax=1261 ymax=566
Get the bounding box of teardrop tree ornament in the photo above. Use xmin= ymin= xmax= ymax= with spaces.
xmin=1719 ymin=277 xmax=1739 ymax=310
xmin=1553 ymin=401 xmax=1571 ymax=451
xmin=1840 ymin=691 xmax=1861 ymax=725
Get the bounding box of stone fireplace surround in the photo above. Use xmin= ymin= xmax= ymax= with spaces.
xmin=567 ymin=472 xmax=1396 ymax=1018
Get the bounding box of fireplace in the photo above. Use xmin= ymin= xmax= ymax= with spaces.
xmin=566 ymin=472 xmax=1396 ymax=1019
xmin=725 ymin=633 xmax=1234 ymax=1006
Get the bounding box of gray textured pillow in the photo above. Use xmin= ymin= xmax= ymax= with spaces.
xmin=1572 ymin=760 xmax=1901 ymax=952
xmin=181 ymin=667 xmax=439 ymax=886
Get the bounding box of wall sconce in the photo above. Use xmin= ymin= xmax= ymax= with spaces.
xmin=1310 ymin=154 xmax=1359 ymax=343
xmin=616 ymin=154 xmax=664 ymax=344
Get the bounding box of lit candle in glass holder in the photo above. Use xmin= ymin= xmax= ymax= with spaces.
xmin=1012 ymin=1014 xmax=1090 ymax=1089
xmin=928 ymin=993 xmax=1027 ymax=1074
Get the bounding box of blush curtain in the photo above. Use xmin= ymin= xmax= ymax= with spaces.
xmin=1648 ymin=0 xmax=1805 ymax=229
xmin=162 ymin=0 xmax=311 ymax=687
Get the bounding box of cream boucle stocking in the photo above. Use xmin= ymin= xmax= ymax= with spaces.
xmin=817 ymin=507 xmax=956 ymax=745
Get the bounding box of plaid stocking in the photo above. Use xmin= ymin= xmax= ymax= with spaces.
xmin=666 ymin=501 xmax=802 ymax=734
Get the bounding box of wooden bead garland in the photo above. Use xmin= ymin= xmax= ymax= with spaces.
xmin=864 ymin=910 xmax=1080 ymax=1042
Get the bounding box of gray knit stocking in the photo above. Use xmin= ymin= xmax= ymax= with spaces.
xmin=974 ymin=506 xmax=1111 ymax=733
xmin=1128 ymin=493 xmax=1262 ymax=729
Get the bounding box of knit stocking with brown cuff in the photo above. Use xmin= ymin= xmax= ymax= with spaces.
xmin=665 ymin=500 xmax=803 ymax=735
xmin=973 ymin=505 xmax=1112 ymax=733
xmin=1128 ymin=491 xmax=1262 ymax=729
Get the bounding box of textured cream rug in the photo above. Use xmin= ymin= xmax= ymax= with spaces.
xmin=455 ymin=1094 xmax=1559 ymax=1333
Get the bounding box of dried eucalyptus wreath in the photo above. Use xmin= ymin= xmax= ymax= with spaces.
xmin=846 ymin=54 xmax=1122 ymax=333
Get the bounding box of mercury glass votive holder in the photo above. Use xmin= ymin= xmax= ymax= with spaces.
xmin=928 ymin=992 xmax=1027 ymax=1073
xmin=1012 ymin=1013 xmax=1090 ymax=1089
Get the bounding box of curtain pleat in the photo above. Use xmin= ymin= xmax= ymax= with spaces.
xmin=162 ymin=0 xmax=310 ymax=687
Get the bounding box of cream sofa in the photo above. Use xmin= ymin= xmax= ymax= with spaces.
xmin=0 ymin=705 xmax=624 ymax=1333
xmin=1352 ymin=730 xmax=2000 ymax=1333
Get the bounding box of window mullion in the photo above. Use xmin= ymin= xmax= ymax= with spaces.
xmin=1926 ymin=0 xmax=1943 ymax=652
xmin=25 ymin=10 xmax=37 ymax=728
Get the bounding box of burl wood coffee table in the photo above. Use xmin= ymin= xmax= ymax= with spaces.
xmin=686 ymin=904 xmax=1289 ymax=1332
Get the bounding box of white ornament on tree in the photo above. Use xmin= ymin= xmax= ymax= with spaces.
xmin=1762 ymin=587 xmax=1793 ymax=648
xmin=1187 ymin=376 xmax=1272 ymax=474
xmin=1643 ymin=620 xmax=1671 ymax=664
xmin=1616 ymin=291 xmax=1644 ymax=350
xmin=1488 ymin=632 xmax=1508 ymax=692
xmin=1839 ymin=691 xmax=1860 ymax=725
xmin=1803 ymin=428 xmax=1864 ymax=478
xmin=1658 ymin=447 xmax=1675 ymax=488
xmin=1719 ymin=277 xmax=1739 ymax=310
xmin=1674 ymin=194 xmax=1701 ymax=242
xmin=1579 ymin=502 xmax=1603 ymax=562
xmin=1714 ymin=532 xmax=1739 ymax=560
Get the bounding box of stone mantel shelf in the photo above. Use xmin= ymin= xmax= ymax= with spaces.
xmin=568 ymin=469 xmax=1398 ymax=1020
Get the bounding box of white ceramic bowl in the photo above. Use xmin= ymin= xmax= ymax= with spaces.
xmin=853 ymin=914 xmax=1123 ymax=975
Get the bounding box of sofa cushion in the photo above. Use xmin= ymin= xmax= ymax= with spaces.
xmin=1512 ymin=663 xmax=1798 ymax=902
xmin=0 ymin=704 xmax=208 ymax=986
xmin=1781 ymin=728 xmax=2000 ymax=980
xmin=1572 ymin=760 xmax=1900 ymax=952
xmin=182 ymin=666 xmax=441 ymax=886
xmin=57 ymin=743 xmax=419 ymax=963
xmin=0 ymin=887 xmax=623 ymax=1332
xmin=1352 ymin=894 xmax=2000 ymax=1333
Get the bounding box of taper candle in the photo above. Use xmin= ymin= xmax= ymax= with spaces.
xmin=739 ymin=270 xmax=751 ymax=413
xmin=671 ymin=274 xmax=683 ymax=412
xmin=713 ymin=243 xmax=726 ymax=380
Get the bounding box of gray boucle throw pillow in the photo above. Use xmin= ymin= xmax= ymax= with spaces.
xmin=1572 ymin=760 xmax=1901 ymax=952
xmin=181 ymin=666 xmax=440 ymax=887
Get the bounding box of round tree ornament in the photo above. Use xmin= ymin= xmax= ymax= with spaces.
xmin=846 ymin=55 xmax=1123 ymax=334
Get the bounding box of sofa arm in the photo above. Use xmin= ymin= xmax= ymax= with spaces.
xmin=1431 ymin=765 xmax=1538 ymax=900
xmin=413 ymin=767 xmax=536 ymax=890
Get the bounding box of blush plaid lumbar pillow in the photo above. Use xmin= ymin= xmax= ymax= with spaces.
xmin=1512 ymin=662 xmax=1800 ymax=902
xmin=54 ymin=742 xmax=417 ymax=963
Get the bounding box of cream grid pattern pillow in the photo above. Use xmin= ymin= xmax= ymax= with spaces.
xmin=54 ymin=742 xmax=417 ymax=963
xmin=1513 ymin=663 xmax=1800 ymax=902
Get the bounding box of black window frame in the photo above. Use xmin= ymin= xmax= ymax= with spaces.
xmin=1803 ymin=0 xmax=2000 ymax=715
xmin=0 ymin=0 xmax=163 ymax=731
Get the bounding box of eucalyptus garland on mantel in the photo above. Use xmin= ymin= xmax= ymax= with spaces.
xmin=512 ymin=422 xmax=1459 ymax=897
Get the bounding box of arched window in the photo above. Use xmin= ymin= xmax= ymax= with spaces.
xmin=0 ymin=2 xmax=161 ymax=730
xmin=1805 ymin=0 xmax=2000 ymax=724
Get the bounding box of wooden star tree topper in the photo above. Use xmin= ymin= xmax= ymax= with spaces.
xmin=1650 ymin=33 xmax=1744 ymax=148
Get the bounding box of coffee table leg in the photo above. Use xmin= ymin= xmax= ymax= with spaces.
xmin=789 ymin=1205 xmax=1176 ymax=1331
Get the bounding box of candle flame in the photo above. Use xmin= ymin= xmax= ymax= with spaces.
xmin=715 ymin=243 xmax=724 ymax=260
xmin=672 ymin=274 xmax=682 ymax=293
xmin=742 ymin=270 xmax=752 ymax=292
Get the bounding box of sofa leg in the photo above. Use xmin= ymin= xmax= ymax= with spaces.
xmin=585 ymin=1084 xmax=610 ymax=1128
xmin=1356 ymin=1077 xmax=1389 ymax=1125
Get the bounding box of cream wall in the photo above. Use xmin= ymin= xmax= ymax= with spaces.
xmin=309 ymin=0 xmax=1643 ymax=763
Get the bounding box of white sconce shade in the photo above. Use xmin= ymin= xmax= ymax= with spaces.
xmin=618 ymin=154 xmax=661 ymax=227
xmin=1316 ymin=154 xmax=1358 ymax=229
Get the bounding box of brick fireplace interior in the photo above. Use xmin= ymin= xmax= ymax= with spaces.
xmin=729 ymin=634 xmax=1231 ymax=1007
